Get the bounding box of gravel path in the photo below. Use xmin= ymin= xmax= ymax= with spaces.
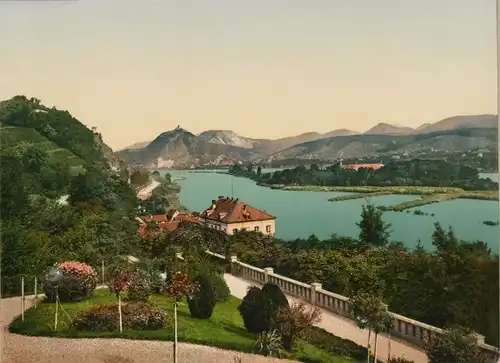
xmin=224 ymin=274 xmax=428 ymax=363
xmin=1 ymin=295 xmax=297 ymax=363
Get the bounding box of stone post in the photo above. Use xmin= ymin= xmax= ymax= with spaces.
xmin=230 ymin=255 xmax=239 ymax=276
xmin=263 ymin=267 xmax=274 ymax=284
xmin=310 ymin=282 xmax=322 ymax=305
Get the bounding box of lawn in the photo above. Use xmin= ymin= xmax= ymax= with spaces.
xmin=9 ymin=290 xmax=359 ymax=363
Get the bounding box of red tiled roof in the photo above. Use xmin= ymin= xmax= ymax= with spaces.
xmin=200 ymin=197 xmax=275 ymax=223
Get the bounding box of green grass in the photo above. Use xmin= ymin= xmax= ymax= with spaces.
xmin=9 ymin=290 xmax=358 ymax=363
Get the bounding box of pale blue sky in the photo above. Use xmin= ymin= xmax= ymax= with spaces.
xmin=0 ymin=0 xmax=496 ymax=149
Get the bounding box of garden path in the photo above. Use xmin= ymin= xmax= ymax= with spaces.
xmin=224 ymin=274 xmax=428 ymax=363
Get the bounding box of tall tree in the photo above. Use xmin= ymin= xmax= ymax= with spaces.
xmin=356 ymin=203 xmax=391 ymax=247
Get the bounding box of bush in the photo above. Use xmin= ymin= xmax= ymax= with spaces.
xmin=238 ymin=286 xmax=273 ymax=333
xmin=388 ymin=357 xmax=415 ymax=363
xmin=72 ymin=301 xmax=167 ymax=332
xmin=273 ymin=301 xmax=321 ymax=351
xmin=262 ymin=282 xmax=289 ymax=314
xmin=425 ymin=328 xmax=487 ymax=363
xmin=127 ymin=269 xmax=151 ymax=301
xmin=304 ymin=326 xmax=368 ymax=361
xmin=44 ymin=261 xmax=98 ymax=302
xmin=212 ymin=272 xmax=230 ymax=303
xmin=188 ymin=273 xmax=216 ymax=319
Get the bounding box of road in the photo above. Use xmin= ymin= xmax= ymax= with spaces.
xmin=137 ymin=179 xmax=161 ymax=200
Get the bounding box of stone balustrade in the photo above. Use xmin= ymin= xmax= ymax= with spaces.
xmin=197 ymin=250 xmax=499 ymax=361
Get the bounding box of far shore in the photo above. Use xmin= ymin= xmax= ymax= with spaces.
xmin=255 ymin=183 xmax=498 ymax=211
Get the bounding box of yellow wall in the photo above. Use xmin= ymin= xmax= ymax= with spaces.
xmin=200 ymin=218 xmax=276 ymax=236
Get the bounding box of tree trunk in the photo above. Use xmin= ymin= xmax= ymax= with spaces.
xmin=173 ymin=301 xmax=178 ymax=363
xmin=118 ymin=294 xmax=123 ymax=333
xmin=367 ymin=327 xmax=371 ymax=363
xmin=387 ymin=331 xmax=392 ymax=361
xmin=373 ymin=333 xmax=378 ymax=363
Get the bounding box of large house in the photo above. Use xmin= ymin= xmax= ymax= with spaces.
xmin=199 ymin=196 xmax=276 ymax=236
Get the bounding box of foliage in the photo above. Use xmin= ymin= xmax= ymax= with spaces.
xmin=425 ymin=328 xmax=488 ymax=363
xmin=273 ymin=301 xmax=322 ymax=351
xmin=387 ymin=357 xmax=415 ymax=363
xmin=229 ymin=159 xmax=498 ymax=191
xmin=356 ymin=203 xmax=391 ymax=247
xmin=44 ymin=261 xmax=98 ymax=302
xmin=305 ymin=327 xmax=369 ymax=361
xmin=238 ymin=286 xmax=272 ymax=333
xmin=253 ymin=329 xmax=282 ymax=357
xmin=108 ymin=264 xmax=135 ymax=297
xmin=72 ymin=301 xmax=167 ymax=332
xmin=212 ymin=272 xmax=231 ymax=303
xmin=164 ymin=270 xmax=198 ymax=301
xmin=127 ymin=269 xmax=152 ymax=302
xmin=187 ymin=273 xmax=217 ymax=319
xmin=261 ymin=283 xmax=289 ymax=311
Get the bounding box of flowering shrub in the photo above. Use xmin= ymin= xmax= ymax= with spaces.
xmin=44 ymin=261 xmax=98 ymax=302
xmin=108 ymin=265 xmax=134 ymax=297
xmin=165 ymin=270 xmax=198 ymax=302
xmin=72 ymin=301 xmax=168 ymax=332
xmin=127 ymin=269 xmax=151 ymax=302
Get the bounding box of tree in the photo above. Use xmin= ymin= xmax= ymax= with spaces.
xmin=108 ymin=264 xmax=134 ymax=333
xmin=349 ymin=292 xmax=388 ymax=363
xmin=257 ymin=166 xmax=262 ymax=177
xmin=426 ymin=327 xmax=487 ymax=363
xmin=356 ymin=203 xmax=391 ymax=247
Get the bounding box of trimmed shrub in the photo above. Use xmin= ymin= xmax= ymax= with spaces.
xmin=262 ymin=282 xmax=289 ymax=312
xmin=238 ymin=286 xmax=273 ymax=333
xmin=304 ymin=326 xmax=368 ymax=361
xmin=212 ymin=272 xmax=230 ymax=303
xmin=127 ymin=269 xmax=151 ymax=301
xmin=188 ymin=273 xmax=217 ymax=319
xmin=72 ymin=301 xmax=167 ymax=332
xmin=44 ymin=261 xmax=98 ymax=302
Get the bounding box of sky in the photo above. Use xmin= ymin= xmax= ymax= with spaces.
xmin=0 ymin=0 xmax=496 ymax=150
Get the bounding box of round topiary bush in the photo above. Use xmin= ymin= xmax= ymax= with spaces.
xmin=188 ymin=273 xmax=217 ymax=319
xmin=238 ymin=286 xmax=273 ymax=333
xmin=72 ymin=301 xmax=168 ymax=332
xmin=44 ymin=261 xmax=98 ymax=302
xmin=127 ymin=269 xmax=151 ymax=302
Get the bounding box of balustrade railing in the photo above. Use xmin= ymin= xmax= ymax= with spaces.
xmin=201 ymin=249 xmax=499 ymax=361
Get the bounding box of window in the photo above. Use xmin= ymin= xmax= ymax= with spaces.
xmin=254 ymin=226 xmax=260 ymax=232
xmin=232 ymin=228 xmax=238 ymax=234
xmin=266 ymin=225 xmax=272 ymax=233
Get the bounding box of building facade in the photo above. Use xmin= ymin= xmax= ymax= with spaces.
xmin=199 ymin=196 xmax=276 ymax=236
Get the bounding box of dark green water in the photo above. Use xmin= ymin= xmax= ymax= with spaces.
xmin=161 ymin=170 xmax=499 ymax=252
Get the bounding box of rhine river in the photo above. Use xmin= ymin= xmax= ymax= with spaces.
xmin=161 ymin=169 xmax=499 ymax=253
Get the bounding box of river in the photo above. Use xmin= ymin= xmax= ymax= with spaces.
xmin=158 ymin=169 xmax=499 ymax=253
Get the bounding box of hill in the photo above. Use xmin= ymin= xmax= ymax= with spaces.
xmin=117 ymin=126 xmax=260 ymax=167
xmin=197 ymin=129 xmax=262 ymax=149
xmin=364 ymin=122 xmax=414 ymax=135
xmin=415 ymin=114 xmax=497 ymax=134
xmin=268 ymin=128 xmax=497 ymax=161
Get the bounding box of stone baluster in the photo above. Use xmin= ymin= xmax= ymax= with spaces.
xmin=310 ymin=282 xmax=322 ymax=305
xmin=263 ymin=267 xmax=273 ymax=284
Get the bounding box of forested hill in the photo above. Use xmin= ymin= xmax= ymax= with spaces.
xmin=0 ymin=96 xmax=140 ymax=295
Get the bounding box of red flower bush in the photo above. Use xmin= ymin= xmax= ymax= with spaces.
xmin=165 ymin=271 xmax=198 ymax=301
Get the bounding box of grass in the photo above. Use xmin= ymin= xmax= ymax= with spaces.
xmin=9 ymin=290 xmax=358 ymax=363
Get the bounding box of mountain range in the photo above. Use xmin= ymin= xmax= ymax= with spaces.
xmin=117 ymin=115 xmax=498 ymax=167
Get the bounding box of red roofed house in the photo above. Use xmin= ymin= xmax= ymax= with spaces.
xmin=138 ymin=209 xmax=200 ymax=236
xmin=199 ymin=196 xmax=276 ymax=236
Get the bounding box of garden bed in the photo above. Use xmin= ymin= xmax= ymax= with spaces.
xmin=9 ymin=289 xmax=360 ymax=363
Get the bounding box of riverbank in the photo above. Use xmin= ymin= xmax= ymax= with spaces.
xmin=256 ymin=183 xmax=498 ymax=211
xmin=151 ymin=173 xmax=189 ymax=212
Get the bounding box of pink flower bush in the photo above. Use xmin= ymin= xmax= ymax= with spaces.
xmin=57 ymin=261 xmax=98 ymax=287
xmin=44 ymin=261 xmax=98 ymax=302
